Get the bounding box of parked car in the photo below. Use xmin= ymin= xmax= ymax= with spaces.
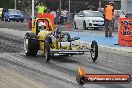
xmin=74 ymin=10 xmax=104 ymax=30
xmin=4 ymin=9 xmax=24 ymax=22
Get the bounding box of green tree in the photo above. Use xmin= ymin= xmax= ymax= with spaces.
xmin=0 ymin=0 xmax=14 ymax=9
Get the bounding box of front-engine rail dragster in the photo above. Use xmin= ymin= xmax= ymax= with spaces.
xmin=24 ymin=13 xmax=98 ymax=62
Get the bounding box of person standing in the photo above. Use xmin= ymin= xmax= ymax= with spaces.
xmin=36 ymin=2 xmax=47 ymax=14
xmin=1 ymin=9 xmax=4 ymax=21
xmin=60 ymin=9 xmax=64 ymax=25
xmin=56 ymin=9 xmax=61 ymax=24
xmin=50 ymin=10 xmax=57 ymax=24
xmin=104 ymin=2 xmax=114 ymax=37
xmin=63 ymin=9 xmax=68 ymax=23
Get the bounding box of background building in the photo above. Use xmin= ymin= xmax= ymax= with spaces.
xmin=121 ymin=0 xmax=132 ymax=17
xmin=0 ymin=0 xmax=14 ymax=9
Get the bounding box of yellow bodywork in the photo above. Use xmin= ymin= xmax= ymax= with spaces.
xmin=37 ymin=31 xmax=58 ymax=51
xmin=38 ymin=31 xmax=51 ymax=51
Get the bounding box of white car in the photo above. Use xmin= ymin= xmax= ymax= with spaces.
xmin=74 ymin=10 xmax=104 ymax=30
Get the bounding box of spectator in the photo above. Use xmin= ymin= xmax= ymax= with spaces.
xmin=56 ymin=9 xmax=61 ymax=24
xmin=63 ymin=9 xmax=68 ymax=23
xmin=60 ymin=9 xmax=64 ymax=25
xmin=104 ymin=2 xmax=114 ymax=37
xmin=36 ymin=2 xmax=47 ymax=14
xmin=50 ymin=10 xmax=57 ymax=24
xmin=1 ymin=9 xmax=4 ymax=21
xmin=46 ymin=9 xmax=50 ymax=13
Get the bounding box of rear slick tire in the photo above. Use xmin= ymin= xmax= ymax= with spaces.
xmin=24 ymin=32 xmax=38 ymax=56
xmin=44 ymin=37 xmax=51 ymax=63
xmin=91 ymin=40 xmax=98 ymax=62
xmin=83 ymin=21 xmax=87 ymax=30
xmin=74 ymin=21 xmax=77 ymax=29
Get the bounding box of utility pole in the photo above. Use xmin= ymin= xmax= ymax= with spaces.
xmin=69 ymin=0 xmax=70 ymax=14
xmin=98 ymin=0 xmax=102 ymax=11
xmin=32 ymin=0 xmax=34 ymax=26
xmin=14 ymin=0 xmax=16 ymax=9
xmin=99 ymin=0 xmax=101 ymax=9
xmin=60 ymin=0 xmax=62 ymax=10
xmin=68 ymin=0 xmax=71 ymax=24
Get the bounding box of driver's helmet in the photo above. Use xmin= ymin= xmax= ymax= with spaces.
xmin=38 ymin=22 xmax=46 ymax=30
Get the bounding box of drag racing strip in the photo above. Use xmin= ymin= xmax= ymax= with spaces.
xmin=0 ymin=53 xmax=81 ymax=88
xmin=0 ymin=32 xmax=24 ymax=53
xmin=0 ymin=66 xmax=49 ymax=88
xmin=0 ymin=52 xmax=128 ymax=88
xmin=0 ymin=53 xmax=130 ymax=88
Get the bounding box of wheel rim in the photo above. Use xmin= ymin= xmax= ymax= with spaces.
xmin=44 ymin=43 xmax=49 ymax=61
xmin=74 ymin=22 xmax=76 ymax=29
xmin=83 ymin=22 xmax=86 ymax=29
xmin=8 ymin=18 xmax=10 ymax=22
xmin=24 ymin=38 xmax=28 ymax=53
xmin=91 ymin=46 xmax=95 ymax=58
xmin=45 ymin=49 xmax=48 ymax=60
xmin=73 ymin=24 xmax=75 ymax=29
xmin=63 ymin=34 xmax=68 ymax=41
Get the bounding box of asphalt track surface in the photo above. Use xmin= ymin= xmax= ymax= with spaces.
xmin=0 ymin=21 xmax=132 ymax=88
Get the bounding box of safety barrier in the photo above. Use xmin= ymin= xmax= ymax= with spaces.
xmin=118 ymin=18 xmax=132 ymax=46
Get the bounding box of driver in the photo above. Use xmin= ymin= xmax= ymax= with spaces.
xmin=38 ymin=22 xmax=46 ymax=31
